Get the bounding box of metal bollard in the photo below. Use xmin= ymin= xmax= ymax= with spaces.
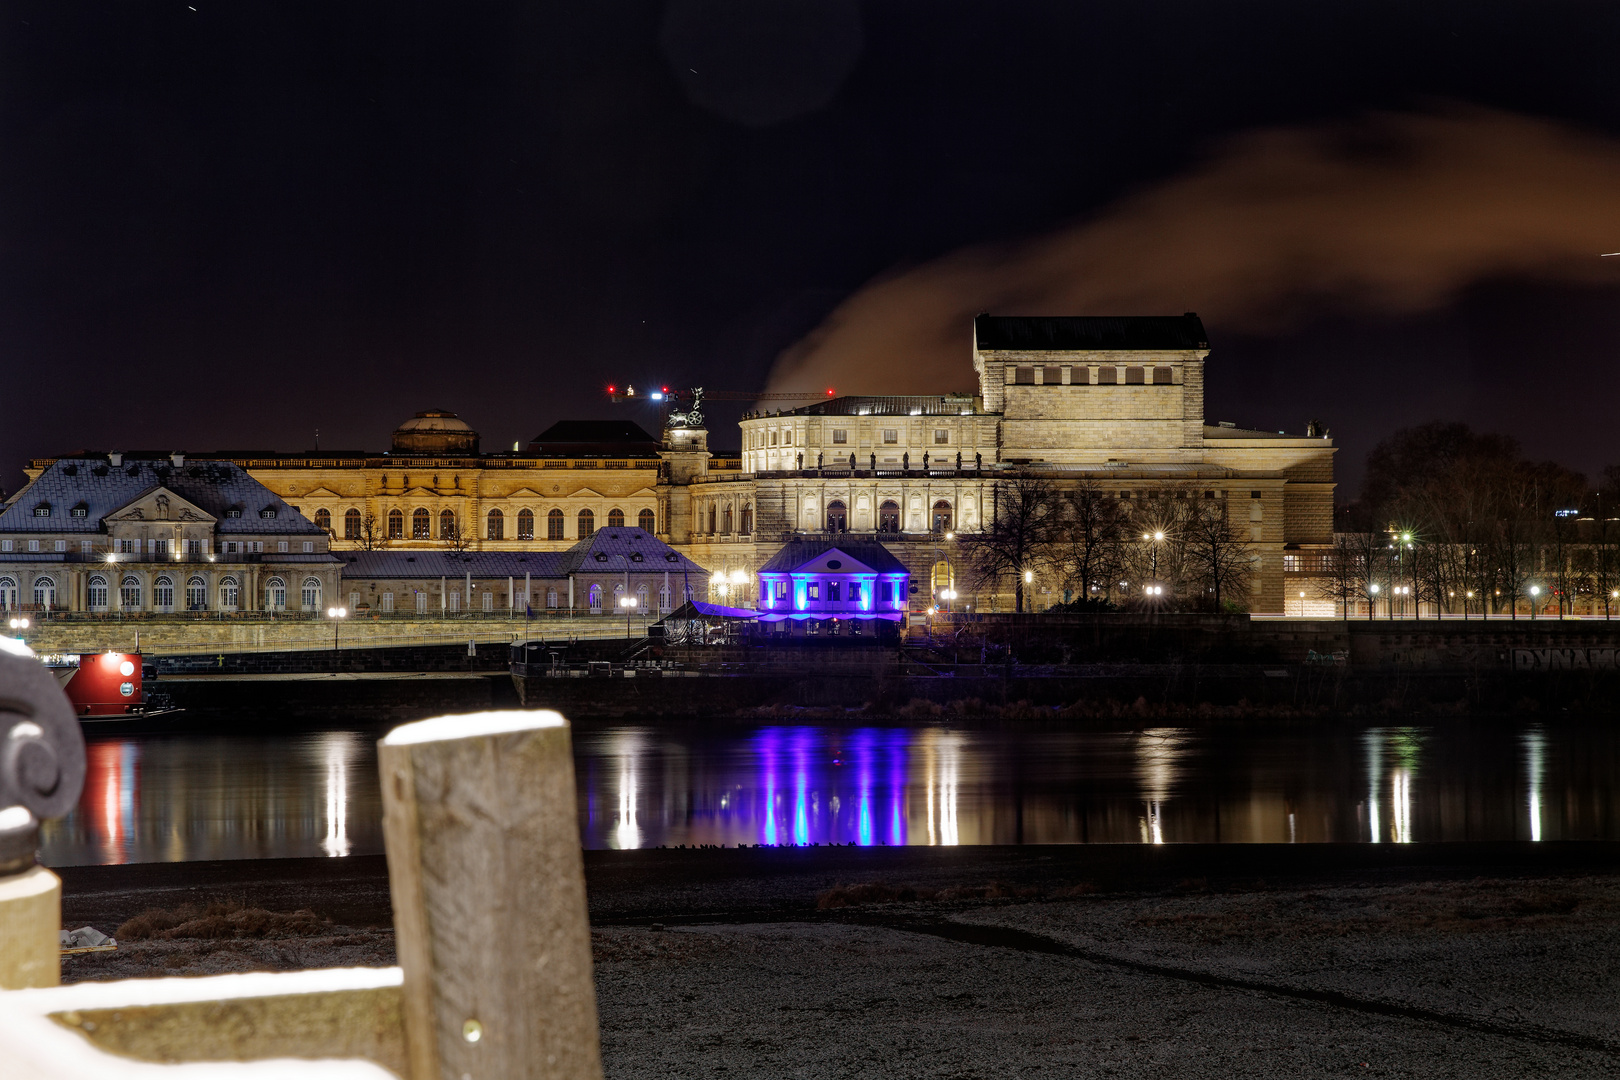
xmin=0 ymin=640 xmax=87 ymax=989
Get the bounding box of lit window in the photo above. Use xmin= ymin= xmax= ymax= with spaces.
xmin=220 ymin=577 xmax=239 ymax=610
xmin=487 ymin=508 xmax=504 ymax=540
xmin=518 ymin=509 xmax=534 ymax=540
xmin=301 ymin=578 xmax=321 ymax=610
xmin=88 ymin=575 xmax=108 ymax=610
xmin=832 ymin=429 xmax=847 ymax=444
xmin=344 ymin=508 xmax=362 ymax=539
xmin=883 ymin=429 xmax=898 ymax=444
xmin=412 ymin=508 xmax=430 ymax=539
xmin=33 ymin=576 xmax=57 ymax=609
xmin=186 ymin=577 xmax=206 ymax=610
xmin=153 ymin=576 xmax=174 ymax=612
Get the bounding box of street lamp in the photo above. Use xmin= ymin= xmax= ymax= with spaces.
xmin=619 ymin=592 xmax=637 ymax=637
xmin=326 ymin=606 xmax=346 ymax=669
xmin=1529 ymin=585 xmax=1541 ymax=621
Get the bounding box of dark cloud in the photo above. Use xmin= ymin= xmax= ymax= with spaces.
xmin=766 ymin=108 xmax=1620 ymax=397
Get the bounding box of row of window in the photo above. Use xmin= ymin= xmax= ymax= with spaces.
xmin=0 ymin=574 xmax=322 ymax=612
xmin=0 ymin=538 xmax=311 ymax=555
xmin=820 ymin=499 xmax=953 ymax=533
xmin=313 ymin=506 xmax=656 ymax=541
xmin=701 ymin=505 xmax=754 ymax=534
xmin=1011 ymin=365 xmax=1175 ymax=385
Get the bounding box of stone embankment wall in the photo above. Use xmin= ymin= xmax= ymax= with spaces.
xmin=13 ymin=613 xmax=645 ymax=655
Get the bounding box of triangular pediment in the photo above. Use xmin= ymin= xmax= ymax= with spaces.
xmin=627 ymin=486 xmax=658 ymax=498
xmin=400 ymin=486 xmax=441 ymax=498
xmin=571 ymin=487 xmax=605 ymax=500
xmin=299 ymin=486 xmax=344 ymax=499
xmin=105 ymin=486 xmax=217 ymax=526
xmin=501 ymin=487 xmax=547 ymax=500
xmin=790 ymin=547 xmax=879 ymax=576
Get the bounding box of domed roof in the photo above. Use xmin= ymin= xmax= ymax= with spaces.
xmin=395 ymin=409 xmax=471 ymax=433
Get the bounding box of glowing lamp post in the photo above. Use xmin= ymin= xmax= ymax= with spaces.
xmin=326 ymin=606 xmax=346 ymax=670
xmin=1529 ymin=585 xmax=1541 ymax=621
xmin=619 ymin=593 xmax=637 ymax=637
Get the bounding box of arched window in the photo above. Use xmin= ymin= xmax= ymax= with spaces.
xmin=185 ymin=576 xmax=207 ymax=611
xmin=153 ymin=576 xmax=173 ymax=612
xmin=588 ymin=583 xmax=602 ymax=611
xmin=740 ymin=504 xmax=753 ymax=534
xmin=439 ymin=509 xmax=456 ymax=539
xmin=638 ymin=508 xmax=656 ymax=532
xmin=266 ymin=577 xmax=287 ymax=611
xmin=518 ymin=509 xmax=535 ymax=540
xmin=578 ymin=509 xmax=594 ymax=539
xmin=826 ymin=500 xmax=847 ymax=532
xmin=932 ymin=500 xmax=953 ymax=532
xmin=548 ymin=509 xmax=565 ymax=540
xmin=33 ymin=576 xmax=57 ymax=610
xmin=879 ymin=500 xmax=900 ymax=533
xmin=487 ymin=508 xmax=504 ymax=540
xmin=88 ymin=575 xmax=108 ymax=611
xmin=707 ymin=504 xmax=717 ymax=533
xmin=722 ymin=505 xmax=733 ymax=533
xmin=314 ymin=508 xmax=331 ymax=532
xmin=607 ymin=508 xmax=624 ymax=529
xmin=0 ymin=576 xmax=16 ymax=610
xmin=612 ymin=583 xmax=625 ymax=610
xmin=412 ymin=508 xmax=430 ymax=539
xmin=220 ymin=577 xmax=239 ymax=610
xmin=389 ymin=509 xmax=404 ymax=539
xmin=659 ymin=584 xmax=671 ymax=612
xmin=636 ymin=584 xmax=649 ymax=612
xmin=344 ymin=508 xmax=362 ymax=539
xmin=301 ymin=578 xmax=321 ymax=610
xmin=120 ymin=576 xmax=142 ymax=611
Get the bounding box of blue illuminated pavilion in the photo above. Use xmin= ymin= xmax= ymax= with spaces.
xmin=756 ymin=537 xmax=910 ymax=626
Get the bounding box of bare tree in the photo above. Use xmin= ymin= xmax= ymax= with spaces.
xmin=960 ymin=476 xmax=1059 ymax=613
xmin=359 ymin=511 xmax=387 ymax=551
xmin=1313 ymin=534 xmax=1363 ymax=620
xmin=1049 ymin=479 xmax=1126 ymax=608
xmin=443 ymin=517 xmax=475 ymax=555
xmin=1181 ymin=498 xmax=1255 ymax=611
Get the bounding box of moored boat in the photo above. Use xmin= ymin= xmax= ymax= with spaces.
xmin=39 ymin=651 xmax=183 ymax=725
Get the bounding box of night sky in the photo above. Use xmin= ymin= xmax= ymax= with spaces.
xmin=7 ymin=1 xmax=1620 ymax=497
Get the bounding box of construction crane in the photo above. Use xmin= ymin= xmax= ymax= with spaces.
xmin=606 ymin=384 xmax=836 ymax=430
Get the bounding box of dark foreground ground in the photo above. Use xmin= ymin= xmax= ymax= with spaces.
xmin=53 ymin=844 xmax=1620 ymax=1078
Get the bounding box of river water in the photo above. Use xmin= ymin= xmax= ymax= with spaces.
xmin=38 ymin=722 xmax=1620 ymax=866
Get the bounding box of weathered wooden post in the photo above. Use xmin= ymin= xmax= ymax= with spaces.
xmin=0 ymin=640 xmax=86 ymax=990
xmin=379 ymin=710 xmax=602 ymax=1080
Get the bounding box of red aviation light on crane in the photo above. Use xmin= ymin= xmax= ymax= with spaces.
xmin=826 ymin=388 xmax=836 ymax=396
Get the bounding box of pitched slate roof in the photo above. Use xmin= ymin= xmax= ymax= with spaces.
xmin=338 ymin=528 xmax=707 ymax=580
xmin=757 ymin=538 xmax=911 ymax=575
xmin=0 ymin=456 xmax=325 ymax=535
xmin=340 ymin=550 xmax=571 ymax=579
xmin=974 ymin=314 xmax=1209 ymax=352
xmin=525 ymin=421 xmax=661 ymax=458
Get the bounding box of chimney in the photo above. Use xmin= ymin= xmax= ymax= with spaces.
xmin=171 ymin=452 xmax=185 ymax=467
xmin=108 ymin=452 xmax=123 ymax=467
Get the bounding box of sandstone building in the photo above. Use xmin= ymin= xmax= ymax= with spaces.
xmin=14 ymin=314 xmax=1336 ymax=614
xmin=0 ymin=454 xmax=339 ymax=615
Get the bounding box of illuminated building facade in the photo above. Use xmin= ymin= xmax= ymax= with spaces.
xmin=754 ymin=538 xmax=910 ymax=637
xmin=0 ymin=453 xmax=339 ymax=613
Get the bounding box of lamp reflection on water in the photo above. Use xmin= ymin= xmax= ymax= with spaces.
xmin=321 ymin=732 xmax=350 ymax=858
xmin=611 ymin=730 xmax=642 ymax=850
xmin=1524 ymin=728 xmax=1545 ymax=842
xmin=1138 ymin=728 xmax=1182 ymax=845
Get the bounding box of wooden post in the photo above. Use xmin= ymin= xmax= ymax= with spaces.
xmin=379 ymin=711 xmax=602 ymax=1080
xmin=0 ymin=864 xmax=60 ymax=990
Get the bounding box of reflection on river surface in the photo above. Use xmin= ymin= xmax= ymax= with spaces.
xmin=39 ymin=723 xmax=1620 ymax=865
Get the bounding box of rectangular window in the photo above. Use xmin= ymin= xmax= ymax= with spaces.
xmin=54 ymin=540 xmax=66 ymax=552
xmin=808 ymin=583 xmax=820 ymax=600
xmin=483 ymin=591 xmax=494 ymax=612
xmin=416 ymin=592 xmax=427 ymax=614
xmin=27 ymin=540 xmax=39 ymax=552
xmin=1042 ymin=366 xmax=1061 ymax=385
xmin=277 ymin=541 xmax=289 ymax=553
xmin=770 ymin=431 xmax=778 ymax=446
xmin=81 ymin=540 xmax=93 ymax=554
xmin=880 ymin=582 xmax=892 ymax=603
xmin=774 ymin=580 xmax=788 ymax=600
xmin=827 ymin=582 xmax=841 ymax=601
xmin=850 ymin=583 xmax=862 ymax=604
xmin=381 ymin=592 xmax=394 ymax=612
xmin=1153 ymin=366 xmax=1174 ymax=384
xmin=1015 ymin=366 xmax=1035 ymax=385
xmin=883 ymin=429 xmax=898 ymax=444
xmin=832 ymin=429 xmax=847 ymax=444
xmin=1098 ymin=367 xmax=1117 ymax=384
xmin=934 ymin=429 xmax=949 ymax=444
xmin=784 ymin=430 xmax=793 ymax=446
xmin=303 ymin=541 xmax=314 ymax=553
xmin=1251 ymin=490 xmax=1262 ymax=498
xmin=1125 ymin=366 xmax=1145 ymax=384
xmin=0 ymin=541 xmax=10 ymax=552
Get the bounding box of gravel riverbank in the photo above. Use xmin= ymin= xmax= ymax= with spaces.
xmin=51 ymin=845 xmax=1620 ymax=1077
